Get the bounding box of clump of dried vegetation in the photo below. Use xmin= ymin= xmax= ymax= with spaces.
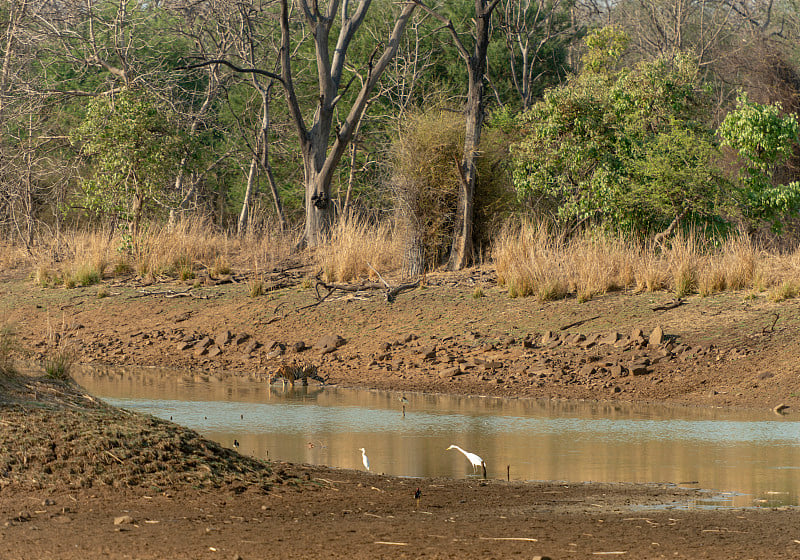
xmin=494 ymin=221 xmax=797 ymax=302
xmin=4 ymin=215 xmax=800 ymax=302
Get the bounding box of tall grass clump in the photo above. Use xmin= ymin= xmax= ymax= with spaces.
xmin=569 ymin=230 xmax=637 ymax=302
xmin=494 ymin=221 xmax=775 ymax=300
xmin=494 ymin=220 xmax=570 ymax=300
xmin=697 ymin=232 xmax=757 ymax=296
xmin=0 ymin=325 xmax=16 ymax=377
xmin=43 ymin=347 xmax=75 ymax=380
xmin=30 ymin=228 xmax=114 ymax=288
xmin=132 ymin=218 xmax=227 ymax=278
xmin=665 ymin=230 xmax=700 ymax=297
xmin=317 ymin=216 xmax=401 ymax=283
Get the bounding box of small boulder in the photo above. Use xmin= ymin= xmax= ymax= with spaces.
xmin=628 ymin=359 xmax=650 ymax=375
xmin=215 ymin=329 xmax=233 ymax=347
xmin=314 ymin=334 xmax=346 ymax=355
xmin=541 ymin=330 xmax=556 ymax=345
xmin=243 ymin=339 xmax=261 ymax=354
xmin=266 ymin=342 xmax=286 ymax=358
xmin=113 ymin=515 xmax=134 ymax=526
xmin=194 ymin=336 xmax=213 ymax=350
xmin=420 ymin=347 xmax=437 ymax=361
xmin=600 ymin=331 xmax=621 ymax=345
xmin=649 ymin=326 xmax=664 ymax=347
xmin=438 ymin=367 xmax=461 ymax=378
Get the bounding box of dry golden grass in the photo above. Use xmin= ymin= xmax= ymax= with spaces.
xmin=12 ymin=217 xmax=299 ymax=287
xmin=494 ymin=221 xmax=800 ymax=301
xmin=4 ymin=216 xmax=800 ymax=303
xmin=316 ymin=216 xmax=402 ymax=283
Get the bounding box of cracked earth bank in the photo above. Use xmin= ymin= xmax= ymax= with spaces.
xmin=3 ymin=265 xmax=800 ymax=559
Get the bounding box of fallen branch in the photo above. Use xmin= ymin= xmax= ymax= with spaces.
xmin=134 ymin=289 xmax=210 ymax=299
xmin=314 ymin=275 xmax=420 ymax=303
xmin=559 ymin=315 xmax=600 ymax=331
xmin=651 ymin=298 xmax=685 ymax=311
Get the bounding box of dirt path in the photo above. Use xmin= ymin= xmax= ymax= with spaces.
xmin=3 ymin=267 xmax=800 ymax=558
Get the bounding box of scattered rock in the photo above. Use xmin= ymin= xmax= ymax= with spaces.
xmin=113 ymin=515 xmax=134 ymax=526
xmin=314 ymin=334 xmax=346 ymax=355
xmin=608 ymin=364 xmax=623 ymax=377
xmin=774 ymin=403 xmax=789 ymax=415
xmin=194 ymin=337 xmax=213 ymax=350
xmin=600 ymin=331 xmax=621 ymax=345
xmin=292 ymin=341 xmax=307 ymax=353
xmin=266 ymin=342 xmax=286 ymax=359
xmin=438 ymin=367 xmax=461 ymax=378
xmin=215 ymin=329 xmax=233 ymax=347
xmin=234 ymin=333 xmax=250 ymax=346
xmin=649 ymin=326 xmax=664 ymax=347
xmin=243 ymin=339 xmax=261 ymax=354
xmin=628 ymin=360 xmax=650 ymax=376
xmin=207 ymin=345 xmax=222 ymax=358
xmin=420 ymin=347 xmax=437 ymax=361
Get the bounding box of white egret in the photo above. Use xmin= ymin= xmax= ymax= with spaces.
xmin=359 ymin=447 xmax=370 ymax=471
xmin=446 ymin=444 xmax=484 ymax=472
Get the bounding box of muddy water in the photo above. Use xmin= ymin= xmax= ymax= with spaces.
xmin=73 ymin=366 xmax=800 ymax=508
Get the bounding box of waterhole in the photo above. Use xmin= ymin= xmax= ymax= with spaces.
xmin=73 ymin=366 xmax=800 ymax=508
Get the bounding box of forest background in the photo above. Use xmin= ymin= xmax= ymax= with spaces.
xmin=4 ymin=0 xmax=800 ymax=301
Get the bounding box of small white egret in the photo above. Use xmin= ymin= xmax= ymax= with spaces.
xmin=446 ymin=444 xmax=484 ymax=472
xmin=359 ymin=447 xmax=370 ymax=471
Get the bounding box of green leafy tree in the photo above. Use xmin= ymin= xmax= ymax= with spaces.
xmin=718 ymin=92 xmax=800 ymax=231
xmin=72 ymin=88 xmax=189 ymax=238
xmin=511 ymin=27 xmax=730 ymax=235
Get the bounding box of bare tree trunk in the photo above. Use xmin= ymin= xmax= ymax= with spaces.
xmin=413 ymin=0 xmax=499 ymax=270
xmin=278 ymin=0 xmax=417 ymax=248
xmin=238 ymin=157 xmax=259 ymax=236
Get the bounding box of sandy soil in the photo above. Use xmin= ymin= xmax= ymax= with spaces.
xmin=3 ymin=264 xmax=800 ymax=559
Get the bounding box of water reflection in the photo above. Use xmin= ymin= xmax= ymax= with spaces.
xmin=73 ymin=365 xmax=800 ymax=508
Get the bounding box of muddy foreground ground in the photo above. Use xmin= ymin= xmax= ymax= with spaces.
xmin=2 ymin=265 xmax=800 ymax=559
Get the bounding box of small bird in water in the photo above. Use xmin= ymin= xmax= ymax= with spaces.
xmin=414 ymin=487 xmax=421 ymax=509
xmin=233 ymin=439 xmax=240 ymax=449
xmin=359 ymin=447 xmax=370 ymax=471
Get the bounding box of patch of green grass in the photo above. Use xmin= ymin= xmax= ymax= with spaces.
xmin=44 ymin=347 xmax=75 ymax=380
xmin=248 ymin=277 xmax=265 ymax=298
xmin=178 ymin=264 xmax=195 ymax=281
xmin=73 ymin=263 xmax=102 ymax=287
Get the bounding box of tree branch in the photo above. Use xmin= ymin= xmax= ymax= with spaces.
xmin=178 ymin=59 xmax=283 ymax=83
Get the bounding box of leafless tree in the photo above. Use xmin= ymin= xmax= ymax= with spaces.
xmin=496 ymin=0 xmax=577 ymax=110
